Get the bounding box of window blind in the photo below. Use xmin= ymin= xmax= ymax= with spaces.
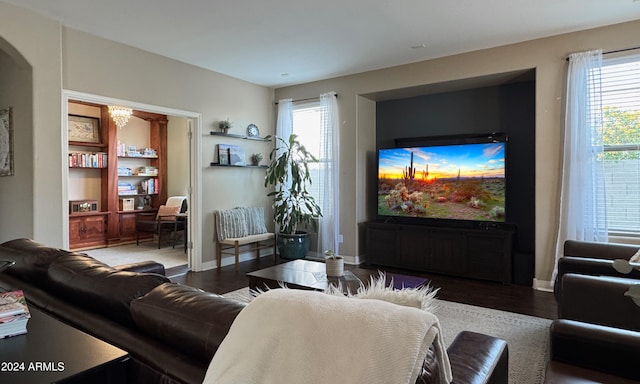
xmin=292 ymin=103 xmax=326 ymax=208
xmin=600 ymin=54 xmax=640 ymax=235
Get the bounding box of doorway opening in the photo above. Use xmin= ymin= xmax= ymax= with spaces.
xmin=62 ymin=90 xmax=203 ymax=271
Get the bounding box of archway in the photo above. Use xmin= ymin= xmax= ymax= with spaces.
xmin=0 ymin=36 xmax=34 ymax=241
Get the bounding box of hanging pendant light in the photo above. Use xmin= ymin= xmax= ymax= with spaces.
xmin=108 ymin=105 xmax=132 ymax=129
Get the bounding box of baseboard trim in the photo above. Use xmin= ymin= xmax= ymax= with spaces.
xmin=533 ymin=278 xmax=553 ymax=292
xmin=212 ymin=251 xmax=276 ymax=270
xmin=202 ymin=259 xmax=217 ymax=271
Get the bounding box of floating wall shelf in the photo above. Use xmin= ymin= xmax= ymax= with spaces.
xmin=209 ymin=131 xmax=270 ymax=142
xmin=210 ymin=162 xmax=267 ymax=168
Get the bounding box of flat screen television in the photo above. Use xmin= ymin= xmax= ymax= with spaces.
xmin=377 ymin=134 xmax=507 ymax=225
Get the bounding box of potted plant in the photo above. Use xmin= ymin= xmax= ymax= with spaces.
xmin=218 ymin=119 xmax=232 ymax=134
xmin=251 ymin=153 xmax=263 ymax=166
xmin=324 ymin=250 xmax=344 ymax=277
xmin=264 ymin=134 xmax=322 ymax=259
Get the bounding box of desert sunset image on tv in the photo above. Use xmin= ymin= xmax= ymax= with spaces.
xmin=377 ymin=142 xmax=506 ymax=222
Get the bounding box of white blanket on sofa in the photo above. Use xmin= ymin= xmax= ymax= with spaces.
xmin=202 ymin=289 xmax=452 ymax=384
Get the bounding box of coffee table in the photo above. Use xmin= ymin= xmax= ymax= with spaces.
xmin=0 ymin=305 xmax=128 ymax=383
xmin=247 ymin=259 xmax=428 ymax=293
xmin=247 ymin=259 xmax=363 ymax=293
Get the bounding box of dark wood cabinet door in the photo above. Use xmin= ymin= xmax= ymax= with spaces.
xmin=69 ymin=216 xmax=84 ymax=246
xmin=467 ymin=233 xmax=512 ymax=283
xmin=83 ymin=215 xmax=106 ymax=242
xmin=366 ymin=225 xmax=398 ymax=267
xmin=119 ymin=212 xmax=138 ymax=240
xmin=397 ymin=225 xmax=428 ymax=270
xmin=428 ymin=229 xmax=466 ymax=274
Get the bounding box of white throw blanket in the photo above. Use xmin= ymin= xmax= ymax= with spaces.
xmin=203 ymin=289 xmax=452 ymax=384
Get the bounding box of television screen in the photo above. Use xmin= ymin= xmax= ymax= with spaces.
xmin=377 ymin=140 xmax=506 ymax=223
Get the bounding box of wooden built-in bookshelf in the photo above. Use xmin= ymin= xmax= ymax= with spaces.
xmin=68 ymin=101 xmax=168 ymax=249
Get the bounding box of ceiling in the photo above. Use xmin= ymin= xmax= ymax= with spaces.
xmin=5 ymin=0 xmax=640 ymax=88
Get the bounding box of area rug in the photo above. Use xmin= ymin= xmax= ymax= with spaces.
xmin=222 ymin=287 xmax=551 ymax=384
xmin=85 ymin=242 xmax=187 ymax=269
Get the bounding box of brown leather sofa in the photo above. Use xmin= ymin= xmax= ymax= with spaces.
xmin=545 ymin=259 xmax=640 ymax=383
xmin=555 ymin=239 xmax=640 ymax=300
xmin=0 ymin=238 xmax=508 ymax=384
xmin=545 ymin=319 xmax=640 ymax=383
xmin=558 ymin=273 xmax=640 ymax=332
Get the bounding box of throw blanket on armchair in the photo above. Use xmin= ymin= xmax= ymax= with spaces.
xmin=203 ymin=288 xmax=452 ymax=384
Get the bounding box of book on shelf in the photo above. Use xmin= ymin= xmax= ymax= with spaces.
xmin=139 ymin=178 xmax=159 ymax=194
xmin=134 ymin=166 xmax=158 ymax=176
xmin=0 ymin=290 xmax=31 ymax=339
xmin=68 ymin=151 xmax=108 ymax=168
xmin=118 ymin=167 xmax=133 ymax=176
xmin=118 ymin=181 xmax=137 ymax=195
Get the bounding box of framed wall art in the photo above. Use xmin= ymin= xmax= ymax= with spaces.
xmin=228 ymin=144 xmax=246 ymax=166
xmin=0 ymin=107 xmax=14 ymax=177
xmin=68 ymin=114 xmax=101 ymax=144
xmin=217 ymin=144 xmax=231 ymax=165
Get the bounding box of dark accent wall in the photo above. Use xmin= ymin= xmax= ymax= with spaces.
xmin=376 ymin=79 xmax=535 ymax=285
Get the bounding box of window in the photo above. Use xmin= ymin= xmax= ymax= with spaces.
xmin=600 ymin=54 xmax=640 ymax=236
xmin=276 ymin=93 xmax=339 ymax=254
xmin=289 ymin=95 xmax=340 ymax=254
xmin=292 ymin=102 xmax=328 ymax=210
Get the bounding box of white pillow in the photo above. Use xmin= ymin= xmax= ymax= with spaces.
xmin=215 ymin=208 xmax=248 ymax=241
xmin=241 ymin=207 xmax=268 ymax=235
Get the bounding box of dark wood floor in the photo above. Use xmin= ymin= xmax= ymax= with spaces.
xmin=168 ymin=257 xmax=558 ymax=320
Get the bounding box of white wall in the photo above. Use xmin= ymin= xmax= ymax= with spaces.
xmin=274 ymin=19 xmax=640 ymax=284
xmin=167 ymin=116 xmax=189 ymax=199
xmin=60 ymin=28 xmax=275 ymax=265
xmin=0 ymin=47 xmax=33 ymax=239
xmin=0 ymin=2 xmax=61 ymax=246
xmin=0 ymin=4 xmax=274 ymax=265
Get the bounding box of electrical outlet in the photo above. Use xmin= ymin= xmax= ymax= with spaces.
xmin=338 ymin=234 xmax=343 ymax=243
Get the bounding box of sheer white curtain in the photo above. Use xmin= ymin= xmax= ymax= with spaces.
xmin=275 ymin=99 xmax=293 ymax=233
xmin=276 ymin=99 xmax=293 ymax=154
xmin=318 ymin=92 xmax=340 ymax=254
xmin=552 ymin=49 xmax=607 ymax=283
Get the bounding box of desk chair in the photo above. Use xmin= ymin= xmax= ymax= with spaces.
xmin=136 ymin=196 xmax=187 ymax=249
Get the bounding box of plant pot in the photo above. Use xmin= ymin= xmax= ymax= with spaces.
xmin=276 ymin=231 xmax=310 ymax=260
xmin=325 ymin=256 xmax=344 ymax=277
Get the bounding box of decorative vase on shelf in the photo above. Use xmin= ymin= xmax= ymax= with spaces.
xmin=325 ymin=250 xmax=344 ymax=277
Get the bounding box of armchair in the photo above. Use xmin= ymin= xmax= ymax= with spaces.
xmin=554 ymin=240 xmax=640 ymax=299
xmin=544 ymin=319 xmax=640 ymax=383
xmin=136 ymin=196 xmax=187 ymax=249
xmin=546 ymin=273 xmax=640 ymax=383
xmin=558 ymin=273 xmax=640 ymax=331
